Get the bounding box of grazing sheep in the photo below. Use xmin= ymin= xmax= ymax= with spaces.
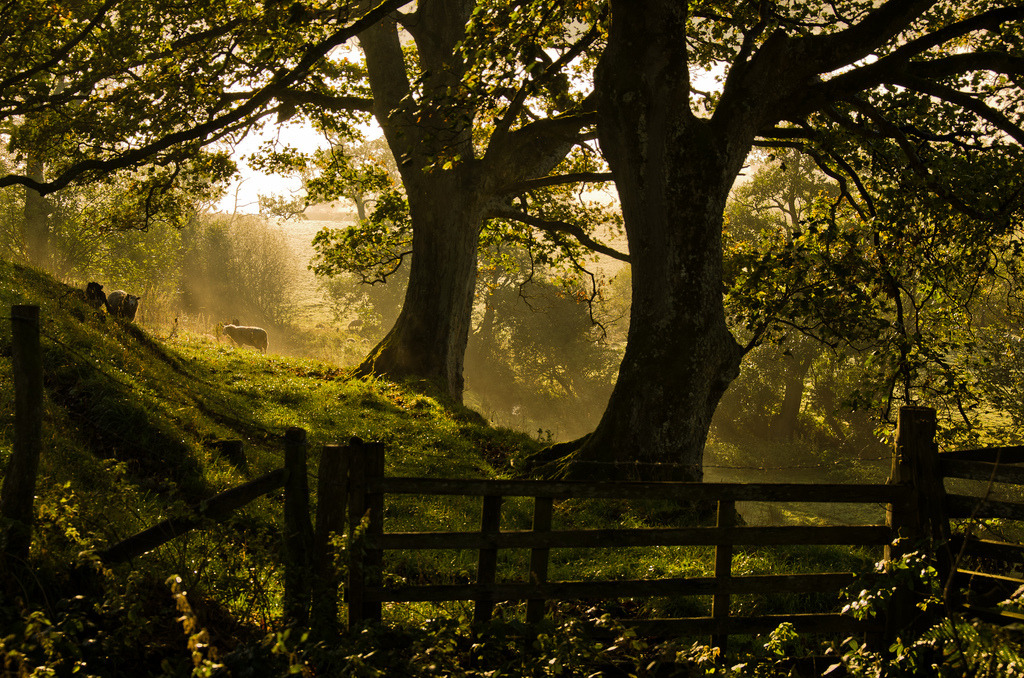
xmin=85 ymin=282 xmax=106 ymax=308
xmin=105 ymin=290 xmax=141 ymax=321
xmin=222 ymin=324 xmax=268 ymax=353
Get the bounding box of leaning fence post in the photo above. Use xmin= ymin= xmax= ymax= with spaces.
xmin=1 ymin=305 xmax=43 ymax=575
xmin=283 ymin=427 xmax=314 ymax=628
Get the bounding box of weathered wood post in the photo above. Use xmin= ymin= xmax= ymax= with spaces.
xmin=884 ymin=406 xmax=944 ymax=642
xmin=347 ymin=439 xmax=384 ymax=629
xmin=526 ymin=496 xmax=553 ymax=625
xmin=283 ymin=426 xmax=314 ymax=628
xmin=311 ymin=442 xmax=350 ymax=638
xmin=886 ymin=407 xmax=931 ymax=562
xmin=711 ymin=499 xmax=735 ymax=653
xmin=1 ymin=305 xmax=43 ymax=575
xmin=473 ymin=494 xmax=503 ymax=626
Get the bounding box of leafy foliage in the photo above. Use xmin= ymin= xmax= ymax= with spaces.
xmin=0 ymin=0 xmax=398 ymax=196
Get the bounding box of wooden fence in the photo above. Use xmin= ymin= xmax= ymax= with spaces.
xmin=937 ymin=445 xmax=1024 ymax=625
xmin=342 ymin=437 xmax=912 ymax=650
xmin=4 ymin=305 xmax=1023 ymax=650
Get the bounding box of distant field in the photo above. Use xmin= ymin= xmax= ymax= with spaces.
xmin=270 ymin=211 xmax=356 ymax=327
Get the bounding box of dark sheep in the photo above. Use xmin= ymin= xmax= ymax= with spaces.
xmin=85 ymin=282 xmax=106 ymax=309
xmin=105 ymin=290 xmax=141 ymax=321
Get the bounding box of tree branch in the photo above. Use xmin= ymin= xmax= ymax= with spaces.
xmin=0 ymin=0 xmax=120 ymax=94
xmin=813 ymin=6 xmax=1024 ymax=103
xmin=799 ymin=0 xmax=937 ymax=75
xmin=276 ymin=89 xmax=375 ymax=114
xmin=892 ymin=75 xmax=1024 ymax=145
xmin=509 ymin=171 xmax=613 ymax=194
xmin=490 ymin=18 xmax=604 ymax=149
xmin=487 ymin=206 xmax=630 ymax=263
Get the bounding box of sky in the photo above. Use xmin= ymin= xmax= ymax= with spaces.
xmin=215 ymin=122 xmax=330 ymax=214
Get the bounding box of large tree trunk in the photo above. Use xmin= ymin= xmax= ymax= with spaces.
xmin=355 ymin=176 xmax=484 ymax=400
xmin=354 ymin=6 xmax=481 ymax=402
xmin=353 ymin=1 xmax=584 ymax=403
xmin=573 ymin=1 xmax=757 ymax=481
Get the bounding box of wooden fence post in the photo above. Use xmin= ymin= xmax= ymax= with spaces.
xmin=1 ymin=305 xmax=43 ymax=575
xmin=474 ymin=494 xmax=503 ymax=626
xmin=526 ymin=496 xmax=553 ymax=625
xmin=283 ymin=427 xmax=314 ymax=628
xmin=347 ymin=439 xmax=384 ymax=629
xmin=347 ymin=439 xmax=367 ymax=630
xmin=883 ymin=406 xmax=945 ymax=643
xmin=887 ymin=407 xmax=928 ymax=563
xmin=364 ymin=442 xmax=385 ymax=624
xmin=711 ymin=499 xmax=735 ymax=653
xmin=311 ymin=442 xmax=350 ymax=639
xmin=886 ymin=406 xmax=947 ymax=561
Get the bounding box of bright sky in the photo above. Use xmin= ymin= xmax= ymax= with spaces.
xmin=215 ymin=122 xmax=333 ymax=214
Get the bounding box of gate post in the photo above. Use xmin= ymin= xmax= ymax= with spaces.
xmin=311 ymin=442 xmax=350 ymax=639
xmin=884 ymin=406 xmax=948 ymax=642
xmin=1 ymin=305 xmax=43 ymax=575
xmin=526 ymin=496 xmax=553 ymax=625
xmin=711 ymin=499 xmax=735 ymax=653
xmin=473 ymin=494 xmax=503 ymax=626
xmin=283 ymin=427 xmax=314 ymax=628
xmin=347 ymin=439 xmax=384 ymax=629
xmin=886 ymin=406 xmax=937 ymax=563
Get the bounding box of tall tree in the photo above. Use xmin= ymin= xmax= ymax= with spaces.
xmin=569 ymin=1 xmax=1024 ymax=479
xmin=311 ymin=0 xmax=611 ymax=401
xmin=724 ymin=149 xmax=837 ymax=442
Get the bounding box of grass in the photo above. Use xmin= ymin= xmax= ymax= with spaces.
xmin=0 ymin=259 xmax=895 ymax=675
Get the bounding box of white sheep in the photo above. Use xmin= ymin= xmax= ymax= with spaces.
xmin=105 ymin=290 xmax=141 ymax=321
xmin=221 ymin=324 xmax=268 ymax=353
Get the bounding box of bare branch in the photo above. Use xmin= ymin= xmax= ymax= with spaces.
xmin=488 ymin=206 xmax=630 ymax=263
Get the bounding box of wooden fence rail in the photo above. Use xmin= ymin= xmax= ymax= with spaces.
xmin=343 ymin=441 xmax=915 ymax=650
xmin=935 ymin=440 xmax=1024 ymax=625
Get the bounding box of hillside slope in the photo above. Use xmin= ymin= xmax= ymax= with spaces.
xmin=0 ymin=260 xmax=538 ymax=675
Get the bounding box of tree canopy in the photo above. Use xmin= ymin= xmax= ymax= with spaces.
xmin=0 ymin=0 xmax=405 ymax=196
